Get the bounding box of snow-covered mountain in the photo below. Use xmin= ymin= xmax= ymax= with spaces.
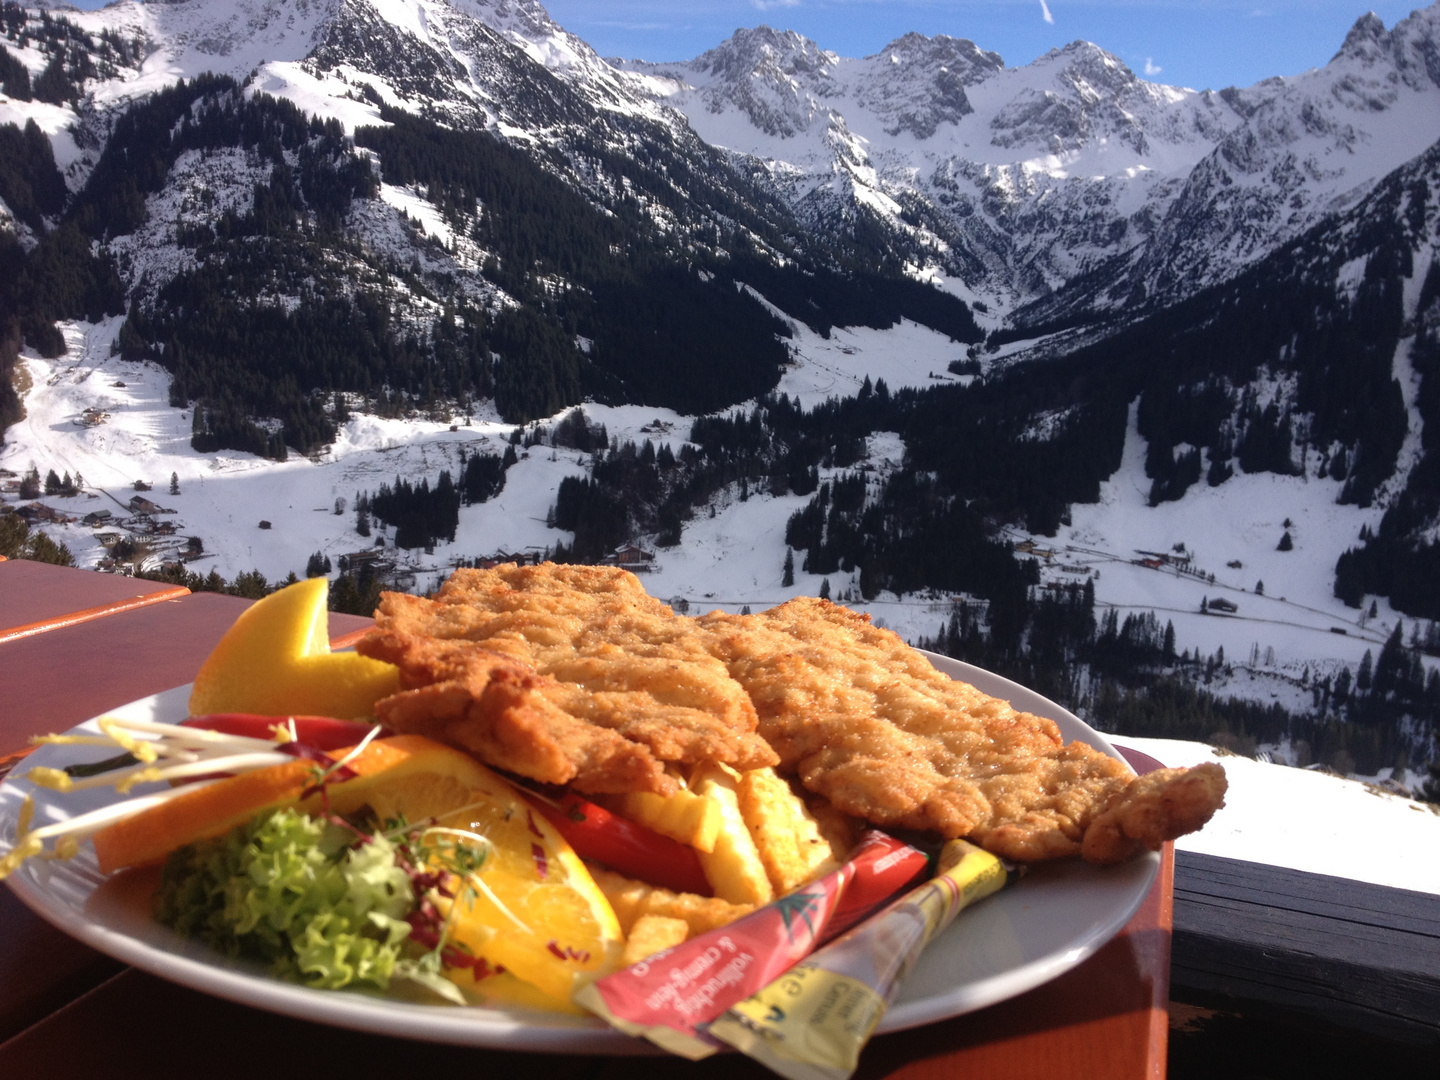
xmin=10 ymin=0 xmax=755 ymax=238
xmin=4 ymin=1 xmax=1438 ymax=320
xmin=619 ymin=8 xmax=1440 ymax=316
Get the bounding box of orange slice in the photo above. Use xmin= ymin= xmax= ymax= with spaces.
xmin=188 ymin=577 xmax=399 ymax=719
xmin=315 ymin=745 xmax=623 ymax=1005
xmin=426 ymin=768 xmax=625 ymax=1003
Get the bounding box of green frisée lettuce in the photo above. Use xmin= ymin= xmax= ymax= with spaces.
xmin=155 ymin=807 xmax=464 ymax=1002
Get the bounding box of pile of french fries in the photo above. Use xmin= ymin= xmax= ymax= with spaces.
xmin=594 ymin=766 xmax=861 ymax=966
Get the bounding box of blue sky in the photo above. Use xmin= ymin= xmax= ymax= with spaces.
xmin=541 ymin=1 xmax=1425 ymax=90
xmin=66 ymin=1 xmax=1429 ymax=92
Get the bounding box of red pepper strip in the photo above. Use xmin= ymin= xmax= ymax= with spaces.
xmin=182 ymin=713 xmax=388 ymax=750
xmin=532 ymin=793 xmax=713 ymax=897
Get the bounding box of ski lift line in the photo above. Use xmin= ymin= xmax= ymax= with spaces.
xmin=1109 ymin=557 xmax=1398 ymax=630
xmin=1091 ymin=600 xmax=1391 ymax=644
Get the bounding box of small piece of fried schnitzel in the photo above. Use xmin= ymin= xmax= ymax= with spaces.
xmin=356 ymin=564 xmax=776 ymax=795
xmin=699 ymin=597 xmax=1226 ymax=864
xmin=358 ymin=631 xmax=679 ymax=794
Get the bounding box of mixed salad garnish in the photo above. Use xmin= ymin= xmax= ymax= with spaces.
xmin=5 ymin=714 xmax=517 ymax=1003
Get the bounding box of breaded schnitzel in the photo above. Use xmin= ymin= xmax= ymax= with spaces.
xmin=699 ymin=597 xmax=1226 ymax=863
xmin=356 ymin=564 xmax=776 ymax=794
xmin=359 ymin=564 xmax=1224 ymax=863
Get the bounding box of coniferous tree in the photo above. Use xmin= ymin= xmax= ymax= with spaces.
xmin=355 ymin=493 xmax=371 ymax=537
xmin=0 ymin=514 xmax=72 ymax=564
xmin=1419 ymin=759 xmax=1440 ymax=804
xmin=0 ymin=44 xmax=32 ymax=101
xmin=31 ymin=54 xmax=76 ymax=107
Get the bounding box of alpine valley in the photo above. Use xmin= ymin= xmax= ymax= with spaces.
xmin=2 ymin=0 xmax=1440 ymax=788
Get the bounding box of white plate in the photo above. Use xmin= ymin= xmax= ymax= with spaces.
xmin=0 ymin=657 xmax=1158 ymax=1052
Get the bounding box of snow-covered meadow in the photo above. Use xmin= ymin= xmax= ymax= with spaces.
xmin=2 ymin=302 xmax=1427 ymax=679
xmin=1038 ymin=401 xmax=1409 ymax=713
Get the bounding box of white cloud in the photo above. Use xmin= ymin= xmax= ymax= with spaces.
xmin=1144 ymin=57 xmax=1162 ymax=76
xmin=751 ymin=0 xmax=801 ymax=10
xmin=1039 ymin=0 xmax=1055 ymax=26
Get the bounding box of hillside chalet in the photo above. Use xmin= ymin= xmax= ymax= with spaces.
xmin=128 ymin=495 xmax=173 ymax=515
xmin=607 ymin=543 xmax=656 ymax=570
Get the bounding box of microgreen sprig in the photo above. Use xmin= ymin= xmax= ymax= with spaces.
xmin=0 ymin=716 xmax=382 ymax=881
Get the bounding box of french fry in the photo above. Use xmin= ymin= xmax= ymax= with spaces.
xmin=591 ymin=866 xmax=753 ymax=936
xmin=691 ymin=762 xmax=774 ymax=905
xmin=621 ymin=915 xmax=691 ymax=966
xmin=602 ymin=787 xmax=723 ymax=853
xmin=808 ymin=794 xmax=863 ymax=861
xmin=737 ymin=767 xmax=843 ymax=894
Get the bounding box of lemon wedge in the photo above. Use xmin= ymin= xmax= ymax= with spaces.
xmin=188 ymin=577 xmax=399 ymax=718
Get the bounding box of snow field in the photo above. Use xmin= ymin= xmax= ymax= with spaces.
xmin=1050 ymin=401 xmax=1424 ymax=682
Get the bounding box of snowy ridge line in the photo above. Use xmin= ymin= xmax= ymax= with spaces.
xmin=619 ymin=6 xmax=1440 ymax=314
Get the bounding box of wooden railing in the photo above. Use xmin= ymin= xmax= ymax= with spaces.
xmin=1172 ymin=850 xmax=1440 ymax=1046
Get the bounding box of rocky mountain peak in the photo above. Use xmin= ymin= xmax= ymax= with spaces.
xmin=692 ymin=24 xmax=838 ymax=83
xmin=1331 ymin=5 xmax=1440 ymax=91
xmin=985 ymin=41 xmax=1163 ymax=154
xmin=1044 ymin=40 xmax=1142 ymax=98
xmin=850 ymin=32 xmax=1003 ymax=139
xmin=671 ymin=26 xmax=840 ymax=138
xmin=1335 ymin=10 xmax=1390 ymax=61
xmin=453 ymin=0 xmax=559 ymax=32
xmin=871 ymin=31 xmax=1004 ymax=85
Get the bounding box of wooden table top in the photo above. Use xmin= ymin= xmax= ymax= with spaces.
xmin=0 ymin=562 xmax=1174 ymax=1078
xmin=0 ymin=558 xmax=188 ymax=643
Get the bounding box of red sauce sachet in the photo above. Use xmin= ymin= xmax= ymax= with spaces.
xmin=573 ymin=830 xmax=930 ymax=1058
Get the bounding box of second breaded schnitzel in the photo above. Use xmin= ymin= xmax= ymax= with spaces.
xmin=356 ymin=564 xmax=777 ymax=794
xmin=699 ymin=597 xmax=1226 ymax=863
